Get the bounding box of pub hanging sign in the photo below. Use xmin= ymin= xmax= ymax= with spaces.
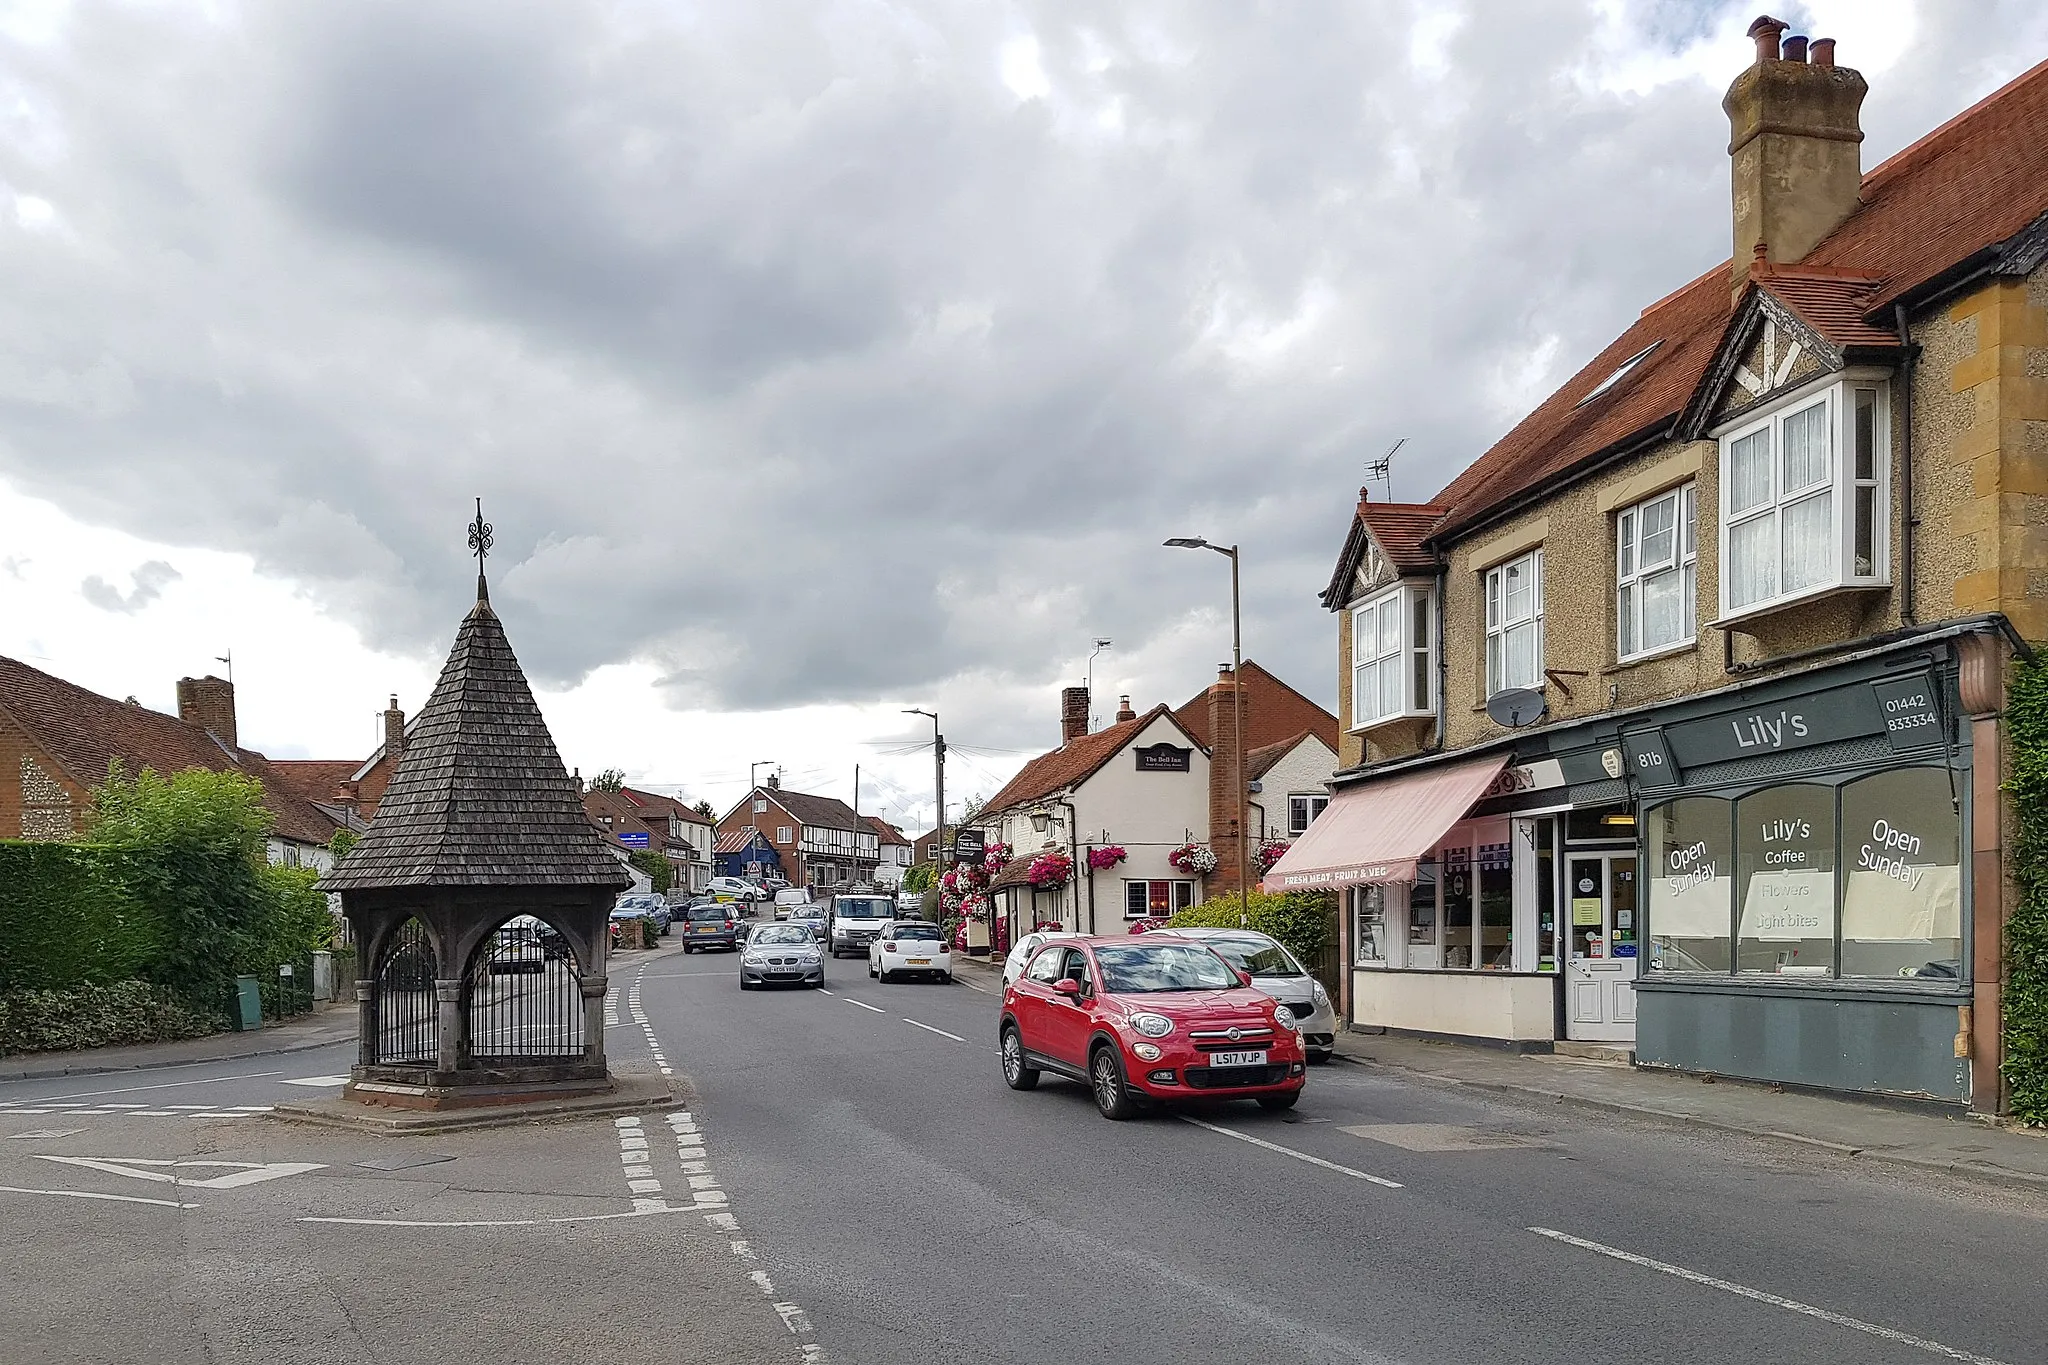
xmin=1134 ymin=743 xmax=1193 ymax=773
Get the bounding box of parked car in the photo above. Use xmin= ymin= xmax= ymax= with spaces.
xmin=790 ymin=904 xmax=828 ymax=941
xmin=485 ymin=919 xmax=548 ymax=974
xmin=708 ymin=876 xmax=766 ymax=903
xmin=679 ymin=902 xmax=742 ymax=954
xmin=761 ymin=877 xmax=792 ymax=893
xmin=999 ymin=935 xmax=1307 ymax=1120
xmin=613 ymin=894 xmax=672 ymax=935
xmin=773 ymin=888 xmax=811 ymax=919
xmin=828 ymin=894 xmax=895 ymax=958
xmin=738 ymin=922 xmax=825 ymax=990
xmin=1166 ymin=928 xmax=1337 ymax=1063
xmin=869 ymin=921 xmax=952 ymax=983
xmin=1001 ymin=929 xmax=1084 ymax=988
xmin=896 ymin=888 xmax=925 ymax=913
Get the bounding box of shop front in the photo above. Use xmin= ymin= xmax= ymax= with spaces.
xmin=1631 ymin=642 xmax=1978 ymax=1104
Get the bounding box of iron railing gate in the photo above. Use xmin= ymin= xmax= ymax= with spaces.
xmin=466 ymin=920 xmax=584 ymax=1061
xmin=375 ymin=918 xmax=439 ymax=1065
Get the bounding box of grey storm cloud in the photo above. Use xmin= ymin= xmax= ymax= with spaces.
xmin=0 ymin=1 xmax=2042 ymax=734
xmin=80 ymin=559 xmax=181 ymax=614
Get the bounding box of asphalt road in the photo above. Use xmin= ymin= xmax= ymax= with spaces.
xmin=3 ymin=942 xmax=2046 ymax=1364
xmin=628 ymin=949 xmax=2048 ymax=1365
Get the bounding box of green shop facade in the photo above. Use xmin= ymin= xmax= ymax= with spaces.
xmin=1320 ymin=619 xmax=2012 ymax=1109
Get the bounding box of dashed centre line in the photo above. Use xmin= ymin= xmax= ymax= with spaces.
xmin=843 ymin=999 xmax=887 ymax=1014
xmin=1181 ymin=1116 xmax=1403 ymax=1189
xmin=901 ymin=1019 xmax=966 ymax=1043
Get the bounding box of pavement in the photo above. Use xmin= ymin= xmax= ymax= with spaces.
xmin=0 ymin=1004 xmax=362 ymax=1081
xmin=4 ymin=939 xmax=2046 ymax=1363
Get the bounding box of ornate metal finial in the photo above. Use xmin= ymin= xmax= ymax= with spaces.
xmin=468 ymin=498 xmax=494 ymax=602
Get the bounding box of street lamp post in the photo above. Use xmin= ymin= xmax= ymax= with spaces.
xmin=749 ymin=759 xmax=776 ymax=881
xmin=903 ymin=709 xmax=946 ymax=887
xmin=1086 ymin=638 xmax=1112 ymax=732
xmin=1165 ymin=537 xmax=1249 ymax=925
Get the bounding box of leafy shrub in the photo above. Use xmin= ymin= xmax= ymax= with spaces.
xmin=0 ymin=842 xmax=155 ymax=992
xmin=2004 ymin=658 xmax=2048 ymax=1123
xmin=1168 ymin=888 xmax=1336 ymax=966
xmin=0 ymin=981 xmax=223 ymax=1056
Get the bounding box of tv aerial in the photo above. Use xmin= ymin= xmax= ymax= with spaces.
xmin=1366 ymin=439 xmax=1405 ymax=500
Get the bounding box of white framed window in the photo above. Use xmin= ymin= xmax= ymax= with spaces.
xmin=1718 ymin=378 xmax=1888 ymax=620
xmin=1350 ymin=585 xmax=1435 ymax=730
xmin=1617 ymin=484 xmax=1697 ymax=660
xmin=753 ymin=797 xmax=768 ymax=815
xmin=776 ymin=826 xmax=793 ymax=844
xmin=1288 ymin=794 xmax=1330 ymax=836
xmin=1123 ymin=879 xmax=1196 ymax=919
xmin=1484 ymin=550 xmax=1543 ymax=695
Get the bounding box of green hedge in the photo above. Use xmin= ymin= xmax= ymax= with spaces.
xmin=0 ymin=843 xmax=157 ymax=992
xmin=2003 ymin=659 xmax=2048 ymax=1123
xmin=0 ymin=981 xmax=223 ymax=1055
xmin=1169 ymin=888 xmax=1336 ymax=966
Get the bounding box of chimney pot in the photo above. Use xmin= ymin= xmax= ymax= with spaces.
xmin=1810 ymin=37 xmax=1835 ymax=67
xmin=383 ymin=697 xmax=407 ymax=759
xmin=1060 ymin=685 xmax=1090 ymax=744
xmin=1115 ymin=694 xmax=1136 ymax=723
xmin=1747 ymin=14 xmax=1787 ymax=63
xmin=1780 ymin=34 xmax=1807 ymax=63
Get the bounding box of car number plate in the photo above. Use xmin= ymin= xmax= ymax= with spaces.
xmin=1207 ymin=1049 xmax=1268 ymax=1068
xmin=907 ymin=957 xmax=930 ymax=965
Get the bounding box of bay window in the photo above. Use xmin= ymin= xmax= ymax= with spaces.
xmin=1718 ymin=378 xmax=1888 ymax=619
xmin=1617 ymin=485 xmax=1696 ymax=660
xmin=1350 ymin=585 xmax=1435 ymax=729
xmin=1484 ymin=549 xmax=1543 ymax=695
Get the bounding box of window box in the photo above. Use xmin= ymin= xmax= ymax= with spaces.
xmin=1350 ymin=585 xmax=1436 ymax=731
xmin=1716 ymin=377 xmax=1889 ymax=623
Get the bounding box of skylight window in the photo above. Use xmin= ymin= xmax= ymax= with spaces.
xmin=1576 ymin=342 xmax=1661 ymax=407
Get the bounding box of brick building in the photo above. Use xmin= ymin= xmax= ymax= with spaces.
xmin=581 ymin=785 xmax=715 ymax=893
xmin=715 ymin=777 xmax=880 ymax=891
xmin=0 ymin=658 xmax=352 ymax=866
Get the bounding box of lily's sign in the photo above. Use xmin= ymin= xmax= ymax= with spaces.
xmin=1637 ymin=669 xmax=1950 ymax=781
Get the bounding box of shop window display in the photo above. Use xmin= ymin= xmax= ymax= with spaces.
xmin=1647 ymin=796 xmax=1734 ymax=972
xmin=1839 ymin=768 xmax=1963 ymax=979
xmin=1735 ymin=784 xmax=1836 ymax=975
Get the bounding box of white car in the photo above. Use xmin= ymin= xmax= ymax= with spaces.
xmin=1001 ymin=929 xmax=1084 ymax=988
xmin=869 ymin=921 xmax=952 ymax=983
xmin=773 ymin=888 xmax=810 ymax=920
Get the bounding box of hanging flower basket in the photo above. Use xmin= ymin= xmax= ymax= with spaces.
xmin=1168 ymin=842 xmax=1218 ymax=875
xmin=1026 ymin=850 xmax=1073 ymax=890
xmin=1255 ymin=836 xmax=1291 ymax=874
xmin=1087 ymin=845 xmax=1128 ymax=871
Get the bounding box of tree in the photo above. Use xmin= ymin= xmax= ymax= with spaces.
xmin=693 ymin=799 xmax=716 ymax=820
xmin=328 ymin=828 xmax=359 ymax=863
xmin=962 ymin=792 xmax=986 ymax=820
xmin=902 ymin=862 xmax=936 ymax=894
xmin=627 ymin=850 xmax=673 ymax=894
xmin=591 ymin=769 xmax=626 ymax=793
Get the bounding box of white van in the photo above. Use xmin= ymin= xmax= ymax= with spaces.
xmin=828 ymin=894 xmax=897 ymax=958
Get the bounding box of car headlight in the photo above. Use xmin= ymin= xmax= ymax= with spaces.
xmin=1312 ymin=981 xmax=1329 ymax=1005
xmin=1128 ymin=1012 xmax=1173 ymax=1038
xmin=1272 ymin=1006 xmax=1303 ymax=1030
xmin=741 ymin=952 xmax=767 ymax=966
xmin=1131 ymin=1042 xmax=1163 ymax=1062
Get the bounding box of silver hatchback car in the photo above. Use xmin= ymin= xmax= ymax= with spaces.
xmin=1169 ymin=927 xmax=1338 ymax=1062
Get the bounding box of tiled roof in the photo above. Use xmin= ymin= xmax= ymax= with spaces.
xmin=1173 ymin=661 xmax=1339 ymax=754
xmin=320 ymin=601 xmax=629 ymax=892
xmin=1755 ymin=269 xmax=1898 ymax=349
xmin=866 ymin=816 xmax=911 ymax=846
xmin=753 ymin=787 xmax=866 ymax=832
xmin=715 ymin=828 xmax=771 ymax=855
xmin=1319 ymin=498 xmax=1450 ymax=607
xmin=0 ymin=655 xmax=340 ymax=845
xmin=1246 ymin=731 xmax=1314 ymax=783
xmin=1426 ymin=56 xmax=2048 ymax=538
xmin=269 ymin=760 xmax=359 ymax=806
xmin=979 ymin=704 xmax=1183 ymax=817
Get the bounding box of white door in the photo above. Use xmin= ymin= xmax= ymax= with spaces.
xmin=1565 ymin=855 xmax=1639 ymax=1043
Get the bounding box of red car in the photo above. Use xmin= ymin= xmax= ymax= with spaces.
xmin=999 ymin=934 xmax=1307 ymax=1120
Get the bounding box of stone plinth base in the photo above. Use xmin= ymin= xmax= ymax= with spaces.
xmin=272 ymin=1067 xmax=682 ymax=1134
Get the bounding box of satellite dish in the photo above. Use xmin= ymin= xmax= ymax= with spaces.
xmin=1486 ymin=686 xmax=1548 ymax=728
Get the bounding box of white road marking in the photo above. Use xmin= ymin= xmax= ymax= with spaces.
xmin=279 ymin=1075 xmax=350 ymax=1088
xmin=1180 ymin=1117 xmax=1403 ymax=1189
xmin=31 ymin=1156 xmax=326 ymax=1189
xmin=1529 ymin=1228 xmax=2010 ymax=1364
xmin=952 ymin=978 xmax=991 ymax=993
xmin=0 ymin=1183 xmax=197 ymax=1210
xmin=844 ymin=999 xmax=887 ymax=1014
xmin=11 ymin=1071 xmax=285 ymax=1103
xmin=301 ymin=1206 xmax=692 ymax=1228
xmin=901 ymin=1018 xmax=966 ymax=1042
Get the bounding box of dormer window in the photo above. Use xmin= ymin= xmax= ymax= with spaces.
xmin=1350 ymin=585 xmax=1436 ymax=730
xmin=1717 ymin=377 xmax=1888 ymax=621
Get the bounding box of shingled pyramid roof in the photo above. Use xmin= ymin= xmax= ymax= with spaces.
xmin=320 ymin=599 xmax=629 ymax=892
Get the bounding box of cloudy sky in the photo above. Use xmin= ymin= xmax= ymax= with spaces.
xmin=1 ymin=0 xmax=2042 ymax=829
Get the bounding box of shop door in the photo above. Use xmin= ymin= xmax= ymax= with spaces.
xmin=1565 ymin=855 xmax=1639 ymax=1043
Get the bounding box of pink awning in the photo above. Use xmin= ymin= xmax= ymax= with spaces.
xmin=1262 ymin=753 xmax=1510 ymax=890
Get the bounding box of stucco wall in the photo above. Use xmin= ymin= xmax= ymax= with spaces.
xmin=1351 ymin=969 xmax=1556 ymax=1042
xmin=1251 ymin=735 xmax=1337 ymax=842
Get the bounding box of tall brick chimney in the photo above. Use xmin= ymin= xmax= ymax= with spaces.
xmin=383 ymin=695 xmax=406 ymax=759
xmin=1207 ymin=665 xmax=1247 ymax=896
xmin=175 ymin=675 xmax=237 ymax=748
xmin=1725 ymin=15 xmax=1866 ymax=302
xmin=1115 ymin=695 xmax=1136 ymax=723
xmin=1061 ymin=686 xmax=1090 ymax=745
